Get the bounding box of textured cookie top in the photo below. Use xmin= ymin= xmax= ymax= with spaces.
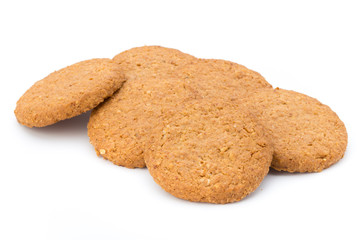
xmin=88 ymin=46 xmax=272 ymax=168
xmin=244 ymin=88 xmax=348 ymax=172
xmin=15 ymin=58 xmax=125 ymax=127
xmin=113 ymin=45 xmax=197 ymax=79
xmin=145 ymin=99 xmax=273 ymax=204
xmin=88 ymin=75 xmax=203 ymax=168
xmin=88 ymin=46 xmax=198 ymax=168
xmin=178 ymin=58 xmax=272 ymax=98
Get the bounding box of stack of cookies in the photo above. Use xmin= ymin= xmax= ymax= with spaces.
xmin=15 ymin=46 xmax=348 ymax=204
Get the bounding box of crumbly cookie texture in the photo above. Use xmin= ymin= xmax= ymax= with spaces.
xmin=113 ymin=45 xmax=198 ymax=80
xmin=244 ymin=88 xmax=348 ymax=172
xmin=145 ymin=99 xmax=273 ymax=204
xmin=87 ymin=75 xmax=203 ymax=168
xmin=177 ymin=58 xmax=272 ymax=98
xmin=88 ymin=46 xmax=198 ymax=168
xmin=15 ymin=58 xmax=125 ymax=127
xmin=88 ymin=46 xmax=272 ymax=168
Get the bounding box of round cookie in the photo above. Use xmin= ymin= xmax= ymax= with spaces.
xmin=89 ymin=46 xmax=272 ymax=168
xmin=15 ymin=58 xmax=125 ymax=127
xmin=145 ymin=99 xmax=273 ymax=204
xmin=88 ymin=46 xmax=198 ymax=168
xmin=244 ymin=88 xmax=348 ymax=172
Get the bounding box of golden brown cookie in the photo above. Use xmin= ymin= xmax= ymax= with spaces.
xmin=88 ymin=46 xmax=272 ymax=168
xmin=88 ymin=46 xmax=198 ymax=168
xmin=15 ymin=58 xmax=125 ymax=127
xmin=87 ymin=75 xmax=202 ymax=168
xmin=244 ymin=88 xmax=348 ymax=172
xmin=145 ymin=99 xmax=273 ymax=204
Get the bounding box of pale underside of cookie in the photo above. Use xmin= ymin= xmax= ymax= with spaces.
xmin=145 ymin=99 xmax=273 ymax=204
xmin=15 ymin=58 xmax=125 ymax=127
xmin=245 ymin=88 xmax=348 ymax=172
xmin=88 ymin=46 xmax=272 ymax=168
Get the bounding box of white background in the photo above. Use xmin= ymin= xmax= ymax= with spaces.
xmin=1 ymin=1 xmax=359 ymax=239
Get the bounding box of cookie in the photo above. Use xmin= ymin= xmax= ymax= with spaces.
xmin=87 ymin=75 xmax=202 ymax=168
xmin=113 ymin=45 xmax=198 ymax=79
xmin=88 ymin=46 xmax=272 ymax=168
xmin=145 ymin=99 xmax=273 ymax=204
xmin=178 ymin=58 xmax=272 ymax=98
xmin=15 ymin=58 xmax=125 ymax=127
xmin=244 ymin=88 xmax=348 ymax=172
xmin=88 ymin=46 xmax=198 ymax=168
